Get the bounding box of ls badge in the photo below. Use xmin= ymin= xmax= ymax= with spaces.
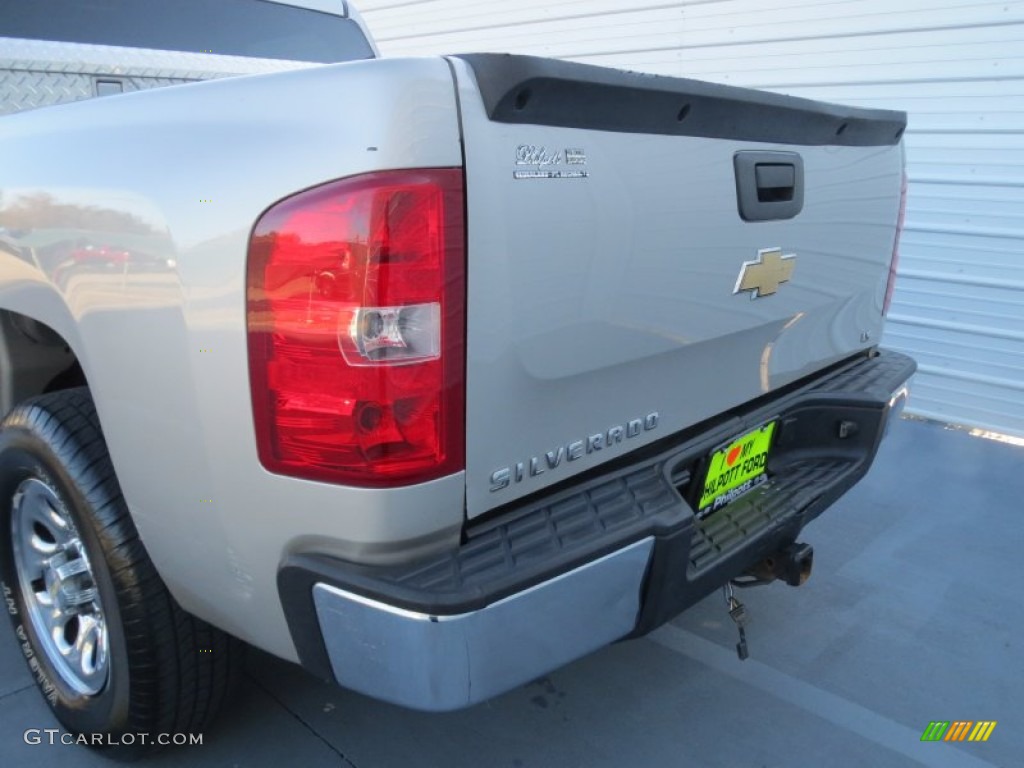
xmin=734 ymin=247 xmax=796 ymax=298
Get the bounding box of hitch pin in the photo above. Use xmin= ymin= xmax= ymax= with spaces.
xmin=723 ymin=583 xmax=750 ymax=661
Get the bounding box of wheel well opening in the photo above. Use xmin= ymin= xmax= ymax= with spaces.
xmin=0 ymin=310 xmax=86 ymax=417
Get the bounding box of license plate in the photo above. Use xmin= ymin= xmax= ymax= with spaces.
xmin=698 ymin=421 xmax=776 ymax=515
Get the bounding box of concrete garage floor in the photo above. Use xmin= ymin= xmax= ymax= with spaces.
xmin=0 ymin=417 xmax=1019 ymax=768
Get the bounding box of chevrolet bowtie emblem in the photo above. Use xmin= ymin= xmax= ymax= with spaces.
xmin=734 ymin=247 xmax=796 ymax=298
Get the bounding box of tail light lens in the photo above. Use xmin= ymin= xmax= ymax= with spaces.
xmin=247 ymin=169 xmax=465 ymax=487
xmin=70 ymin=245 xmax=131 ymax=264
xmin=883 ymin=171 xmax=908 ymax=316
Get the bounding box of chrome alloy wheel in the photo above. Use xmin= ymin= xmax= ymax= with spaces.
xmin=10 ymin=478 xmax=109 ymax=695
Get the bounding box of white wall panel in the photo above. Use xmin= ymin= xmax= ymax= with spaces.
xmin=357 ymin=0 xmax=1024 ymax=436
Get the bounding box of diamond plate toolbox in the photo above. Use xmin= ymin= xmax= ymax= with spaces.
xmin=0 ymin=37 xmax=312 ymax=115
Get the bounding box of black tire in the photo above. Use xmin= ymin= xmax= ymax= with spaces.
xmin=0 ymin=388 xmax=239 ymax=760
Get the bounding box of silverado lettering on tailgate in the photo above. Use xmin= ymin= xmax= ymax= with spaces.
xmin=489 ymin=412 xmax=659 ymax=492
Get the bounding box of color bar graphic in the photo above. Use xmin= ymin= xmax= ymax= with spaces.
xmin=921 ymin=721 xmax=996 ymax=742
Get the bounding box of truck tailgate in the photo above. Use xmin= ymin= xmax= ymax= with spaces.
xmin=449 ymin=54 xmax=907 ymax=518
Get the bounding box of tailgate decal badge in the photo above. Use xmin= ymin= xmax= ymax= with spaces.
xmin=513 ymin=144 xmax=589 ymax=180
xmin=734 ymin=247 xmax=796 ymax=298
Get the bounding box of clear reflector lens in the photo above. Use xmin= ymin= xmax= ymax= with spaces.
xmin=341 ymin=302 xmax=441 ymax=365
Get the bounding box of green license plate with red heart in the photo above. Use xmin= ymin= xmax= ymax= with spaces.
xmin=698 ymin=421 xmax=776 ymax=515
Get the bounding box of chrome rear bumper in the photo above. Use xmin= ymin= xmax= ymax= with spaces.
xmin=311 ymin=538 xmax=653 ymax=711
xmin=885 ymin=382 xmax=911 ymax=435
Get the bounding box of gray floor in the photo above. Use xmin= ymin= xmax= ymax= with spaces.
xmin=0 ymin=418 xmax=1019 ymax=767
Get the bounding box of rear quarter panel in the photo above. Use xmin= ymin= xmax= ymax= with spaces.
xmin=0 ymin=56 xmax=464 ymax=660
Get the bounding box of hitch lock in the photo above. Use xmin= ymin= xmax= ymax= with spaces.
xmin=724 ymin=542 xmax=815 ymax=661
xmin=723 ymin=583 xmax=750 ymax=661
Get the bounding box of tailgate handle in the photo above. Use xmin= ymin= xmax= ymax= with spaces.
xmin=755 ymin=164 xmax=795 ymax=201
xmin=734 ymin=151 xmax=804 ymax=222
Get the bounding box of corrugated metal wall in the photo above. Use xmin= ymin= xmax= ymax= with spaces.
xmin=357 ymin=0 xmax=1024 ymax=437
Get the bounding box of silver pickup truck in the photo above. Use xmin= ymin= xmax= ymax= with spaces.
xmin=0 ymin=0 xmax=915 ymax=758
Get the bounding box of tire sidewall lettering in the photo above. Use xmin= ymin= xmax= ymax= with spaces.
xmin=20 ymin=625 xmax=59 ymax=705
xmin=7 ymin=596 xmax=60 ymax=705
xmin=2 ymin=580 xmax=17 ymax=616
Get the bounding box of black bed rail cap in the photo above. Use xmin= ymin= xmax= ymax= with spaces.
xmin=452 ymin=53 xmax=907 ymax=147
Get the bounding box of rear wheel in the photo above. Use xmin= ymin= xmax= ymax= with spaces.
xmin=0 ymin=388 xmax=238 ymax=760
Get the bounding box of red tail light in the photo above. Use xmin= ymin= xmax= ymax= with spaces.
xmin=247 ymin=169 xmax=465 ymax=487
xmin=70 ymin=245 xmax=131 ymax=264
xmin=883 ymin=171 xmax=907 ymax=316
